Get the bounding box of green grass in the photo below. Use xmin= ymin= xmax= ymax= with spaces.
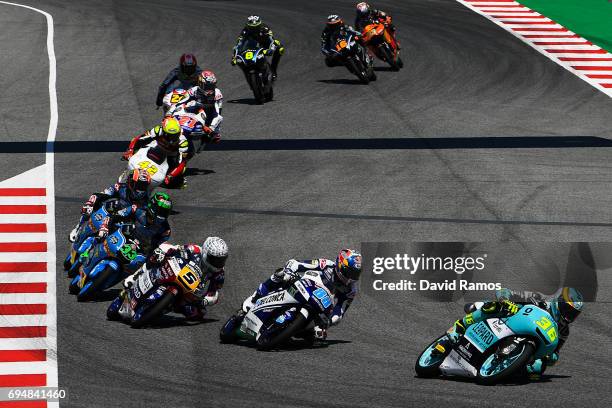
xmin=517 ymin=0 xmax=612 ymax=52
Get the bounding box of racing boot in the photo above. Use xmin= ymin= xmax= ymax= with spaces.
xmin=69 ymin=223 xmax=80 ymax=243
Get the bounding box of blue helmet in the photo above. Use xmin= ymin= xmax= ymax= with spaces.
xmin=550 ymin=287 xmax=583 ymax=323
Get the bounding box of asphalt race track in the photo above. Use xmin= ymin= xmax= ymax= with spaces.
xmin=2 ymin=0 xmax=612 ymax=407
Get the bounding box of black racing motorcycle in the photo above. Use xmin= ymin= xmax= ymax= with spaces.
xmin=234 ymin=39 xmax=274 ymax=104
xmin=325 ymin=31 xmax=375 ymax=84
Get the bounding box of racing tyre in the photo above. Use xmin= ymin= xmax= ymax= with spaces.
xmin=257 ymin=312 xmax=308 ymax=351
xmin=381 ymin=46 xmax=399 ymax=71
xmin=476 ymin=340 xmax=535 ymax=385
xmin=219 ymin=312 xmax=244 ymax=344
xmin=347 ymin=58 xmax=369 ymax=84
xmin=131 ymin=290 xmax=176 ymax=329
xmin=415 ymin=335 xmax=450 ymax=377
xmin=249 ymin=72 xmax=265 ymax=104
xmin=397 ymin=56 xmax=404 ymax=69
xmin=265 ymin=86 xmax=274 ymax=102
xmin=76 ymin=265 xmax=116 ymax=302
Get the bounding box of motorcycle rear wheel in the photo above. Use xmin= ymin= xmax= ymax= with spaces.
xmin=477 ymin=340 xmax=535 ymax=385
xmin=256 ymin=312 xmax=308 ymax=351
xmin=131 ymin=290 xmax=176 ymax=328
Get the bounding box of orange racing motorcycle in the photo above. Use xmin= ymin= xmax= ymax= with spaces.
xmin=361 ymin=18 xmax=402 ymax=71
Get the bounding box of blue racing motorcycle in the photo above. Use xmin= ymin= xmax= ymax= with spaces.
xmin=64 ymin=199 xmax=120 ymax=278
xmin=68 ymin=223 xmax=145 ymax=302
xmin=415 ymin=304 xmax=559 ymax=384
xmin=220 ymin=271 xmax=334 ymax=350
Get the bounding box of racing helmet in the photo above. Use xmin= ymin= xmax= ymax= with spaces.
xmin=327 ymin=14 xmax=344 ymax=27
xmin=159 ymin=117 xmax=181 ymax=151
xmin=146 ymin=192 xmax=172 ymax=223
xmin=550 ymin=287 xmax=584 ymax=323
xmin=126 ymin=169 xmax=151 ymax=202
xmin=246 ymin=15 xmax=262 ymax=31
xmin=179 ymin=53 xmax=198 ymax=76
xmin=335 ymin=249 xmax=362 ymax=284
xmin=201 ymin=236 xmax=228 ymax=273
xmin=198 ymin=70 xmax=217 ymax=97
xmin=356 ymin=2 xmax=370 ymax=17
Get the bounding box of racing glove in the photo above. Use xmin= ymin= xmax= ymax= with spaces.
xmin=81 ymin=194 xmax=98 ymax=214
xmin=314 ymin=326 xmax=327 ymax=340
xmin=544 ymin=352 xmax=559 ymax=366
xmin=500 ymin=299 xmax=519 ymax=315
xmin=121 ymin=149 xmax=134 ymax=161
xmin=155 ymin=92 xmax=164 ymax=107
xmin=97 ymin=224 xmax=109 ymax=239
xmin=263 ymin=49 xmax=272 ymax=56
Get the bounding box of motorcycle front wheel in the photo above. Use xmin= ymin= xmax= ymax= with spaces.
xmin=256 ymin=311 xmax=308 ymax=351
xmin=415 ymin=335 xmax=450 ymax=377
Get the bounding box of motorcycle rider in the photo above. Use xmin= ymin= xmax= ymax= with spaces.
xmin=320 ymin=15 xmax=362 ymax=67
xmin=354 ymin=2 xmax=399 ymax=47
xmin=123 ymin=236 xmax=228 ymax=321
xmin=246 ymin=249 xmax=362 ymax=340
xmin=177 ymin=70 xmax=223 ymax=145
xmin=97 ymin=191 xmax=173 ymax=255
xmin=68 ymin=169 xmax=151 ymax=243
xmin=434 ymin=287 xmax=584 ymax=380
xmin=156 ymin=53 xmax=202 ymax=107
xmin=231 ymin=15 xmax=285 ymax=80
xmin=122 ymin=117 xmax=189 ymax=187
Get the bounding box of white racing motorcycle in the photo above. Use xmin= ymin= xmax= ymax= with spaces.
xmin=219 ymin=271 xmax=334 ymax=350
xmin=127 ymin=143 xmax=170 ymax=190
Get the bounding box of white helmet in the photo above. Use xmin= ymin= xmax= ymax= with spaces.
xmin=202 ymin=237 xmax=228 ymax=272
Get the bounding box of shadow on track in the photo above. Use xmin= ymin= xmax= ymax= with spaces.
xmin=222 ymin=338 xmax=352 ymax=352
xmin=4 ymin=136 xmax=612 ymax=153
xmin=317 ymin=79 xmax=365 ymax=85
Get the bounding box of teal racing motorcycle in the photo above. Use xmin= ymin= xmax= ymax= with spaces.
xmin=415 ymin=304 xmax=558 ymax=384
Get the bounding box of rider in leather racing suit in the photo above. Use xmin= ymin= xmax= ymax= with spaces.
xmin=122 ymin=117 xmax=189 ymax=187
xmin=436 ymin=287 xmax=584 ymax=379
xmin=97 ymin=191 xmax=172 ymax=256
xmin=179 ymin=70 xmax=223 ymax=144
xmin=232 ymin=15 xmax=285 ymax=80
xmin=248 ymin=249 xmax=362 ymax=340
xmin=354 ymin=2 xmax=399 ymax=48
xmin=125 ymin=237 xmax=228 ymax=320
xmin=320 ymin=15 xmax=363 ymax=67
xmin=156 ymin=53 xmax=202 ymax=107
xmin=68 ymin=169 xmax=151 ymax=243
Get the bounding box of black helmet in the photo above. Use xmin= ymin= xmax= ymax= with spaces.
xmin=179 ymin=53 xmax=198 ymax=76
xmin=126 ymin=169 xmax=151 ymax=202
xmin=550 ymin=287 xmax=584 ymax=323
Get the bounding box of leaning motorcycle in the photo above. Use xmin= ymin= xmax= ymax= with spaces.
xmin=219 ymin=271 xmax=334 ymax=350
xmin=361 ymin=20 xmax=402 ymax=71
xmin=234 ymin=39 xmax=274 ymax=104
xmin=64 ymin=199 xmax=121 ymax=277
xmin=106 ymin=254 xmax=202 ymax=328
xmin=327 ymin=31 xmax=375 ymax=84
xmin=68 ymin=223 xmax=145 ymax=301
xmin=415 ymin=304 xmax=558 ymax=384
